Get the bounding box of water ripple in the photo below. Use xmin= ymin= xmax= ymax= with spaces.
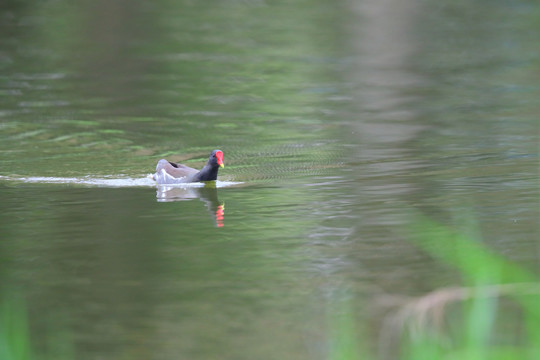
xmin=0 ymin=175 xmax=241 ymax=188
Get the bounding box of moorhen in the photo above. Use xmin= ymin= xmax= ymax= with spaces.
xmin=154 ymin=149 xmax=224 ymax=184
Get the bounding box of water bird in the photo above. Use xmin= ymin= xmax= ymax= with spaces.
xmin=154 ymin=150 xmax=224 ymax=184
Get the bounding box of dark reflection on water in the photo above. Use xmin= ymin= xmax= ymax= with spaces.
xmin=1 ymin=0 xmax=539 ymax=359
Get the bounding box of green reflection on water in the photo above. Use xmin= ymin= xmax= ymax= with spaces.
xmin=1 ymin=0 xmax=539 ymax=359
xmin=0 ymin=0 xmax=344 ymax=179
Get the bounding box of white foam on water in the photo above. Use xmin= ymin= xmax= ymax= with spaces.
xmin=0 ymin=175 xmax=242 ymax=188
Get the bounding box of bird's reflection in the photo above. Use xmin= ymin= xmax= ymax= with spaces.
xmin=156 ymin=184 xmax=225 ymax=227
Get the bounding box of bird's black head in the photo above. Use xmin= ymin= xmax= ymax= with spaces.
xmin=209 ymin=150 xmax=224 ymax=168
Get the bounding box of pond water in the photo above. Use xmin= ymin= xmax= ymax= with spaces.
xmin=1 ymin=1 xmax=539 ymax=359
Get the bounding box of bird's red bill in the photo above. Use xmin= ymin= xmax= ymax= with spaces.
xmin=216 ymin=150 xmax=224 ymax=168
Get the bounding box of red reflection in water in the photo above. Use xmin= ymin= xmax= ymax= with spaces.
xmin=216 ymin=204 xmax=225 ymax=227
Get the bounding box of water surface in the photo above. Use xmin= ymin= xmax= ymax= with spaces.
xmin=1 ymin=0 xmax=539 ymax=359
